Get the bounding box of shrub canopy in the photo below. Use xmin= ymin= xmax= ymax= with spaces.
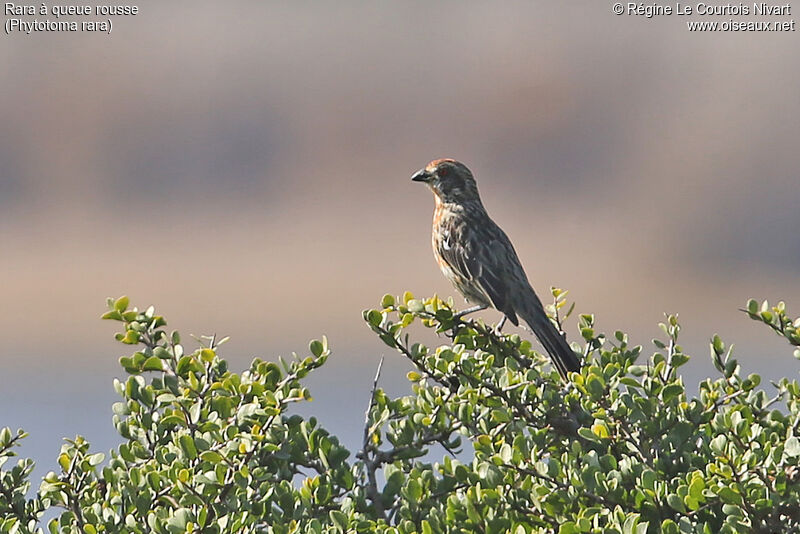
xmin=1 ymin=293 xmax=799 ymax=533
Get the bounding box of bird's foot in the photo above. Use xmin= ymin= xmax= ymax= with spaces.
xmin=493 ymin=315 xmax=507 ymax=336
xmin=453 ymin=304 xmax=487 ymax=320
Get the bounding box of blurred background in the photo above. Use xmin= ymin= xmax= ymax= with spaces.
xmin=1 ymin=1 xmax=798 ymax=480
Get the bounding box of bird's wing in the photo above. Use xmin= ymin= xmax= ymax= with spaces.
xmin=438 ymin=223 xmax=520 ymax=324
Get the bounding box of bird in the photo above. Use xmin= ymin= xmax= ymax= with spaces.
xmin=412 ymin=158 xmax=581 ymax=380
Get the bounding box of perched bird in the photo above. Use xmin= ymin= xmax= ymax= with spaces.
xmin=412 ymin=158 xmax=581 ymax=380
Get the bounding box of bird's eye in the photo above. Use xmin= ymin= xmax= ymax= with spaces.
xmin=438 ymin=167 xmax=450 ymax=178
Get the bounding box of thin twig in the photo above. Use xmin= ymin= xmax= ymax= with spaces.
xmin=359 ymin=356 xmax=387 ymax=521
xmin=362 ymin=356 xmax=385 ymax=447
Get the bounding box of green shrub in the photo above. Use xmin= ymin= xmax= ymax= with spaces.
xmin=1 ymin=293 xmax=799 ymax=533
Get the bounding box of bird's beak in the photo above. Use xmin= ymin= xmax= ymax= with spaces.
xmin=411 ymin=169 xmax=431 ymax=183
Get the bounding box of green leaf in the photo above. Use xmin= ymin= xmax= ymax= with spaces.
xmin=586 ymin=375 xmax=604 ymax=398
xmin=309 ymin=339 xmax=324 ymax=357
xmin=408 ymin=299 xmax=424 ymax=313
xmin=142 ymin=356 xmax=163 ymax=372
xmin=200 ymin=451 xmax=223 ymax=466
xmin=660 ymin=519 xmax=679 ymax=534
xmin=666 ymin=494 xmax=685 ymax=512
xmin=712 ymin=335 xmax=724 ymax=354
xmin=688 ymin=474 xmax=705 ymax=502
xmin=491 ymin=409 xmax=511 ymax=423
xmin=620 ymin=377 xmax=642 ymax=388
xmin=407 ymin=479 xmax=422 ymax=501
xmin=641 ymin=469 xmax=657 ymax=491
xmin=499 ymin=443 xmax=512 ymax=463
xmin=114 ymin=296 xmax=130 ymax=312
xmin=591 ymin=423 xmax=609 ymax=439
xmin=785 ymin=436 xmax=800 ymax=457
xmin=622 ymin=514 xmax=646 ymax=534
xmin=717 ymin=486 xmax=742 ymax=505
xmin=661 ymin=384 xmax=683 ymax=403
xmin=58 ymin=452 xmax=71 ymax=472
xmin=101 ymin=310 xmax=123 ymax=321
xmin=198 ymin=348 xmax=214 ymax=363
xmin=178 ymin=435 xmax=198 ymax=460
xmin=119 ymin=330 xmax=140 ymax=344
xmin=711 ymin=435 xmax=727 ymax=455
xmin=0 ymin=427 xmax=12 ymax=445
xmin=329 ymin=510 xmax=348 ymax=530
xmin=366 ymin=310 xmax=382 ymax=327
xmin=578 ymin=427 xmax=601 ymax=443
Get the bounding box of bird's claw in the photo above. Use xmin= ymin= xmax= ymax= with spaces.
xmin=492 ymin=315 xmax=507 ymax=336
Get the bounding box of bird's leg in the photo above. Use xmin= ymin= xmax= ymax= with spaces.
xmin=453 ymin=304 xmax=487 ymax=319
xmin=495 ymin=315 xmax=507 ymax=333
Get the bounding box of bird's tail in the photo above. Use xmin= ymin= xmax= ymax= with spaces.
xmin=521 ymin=305 xmax=582 ymax=380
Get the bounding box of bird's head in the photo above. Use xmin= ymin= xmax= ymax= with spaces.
xmin=412 ymin=159 xmax=480 ymax=204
